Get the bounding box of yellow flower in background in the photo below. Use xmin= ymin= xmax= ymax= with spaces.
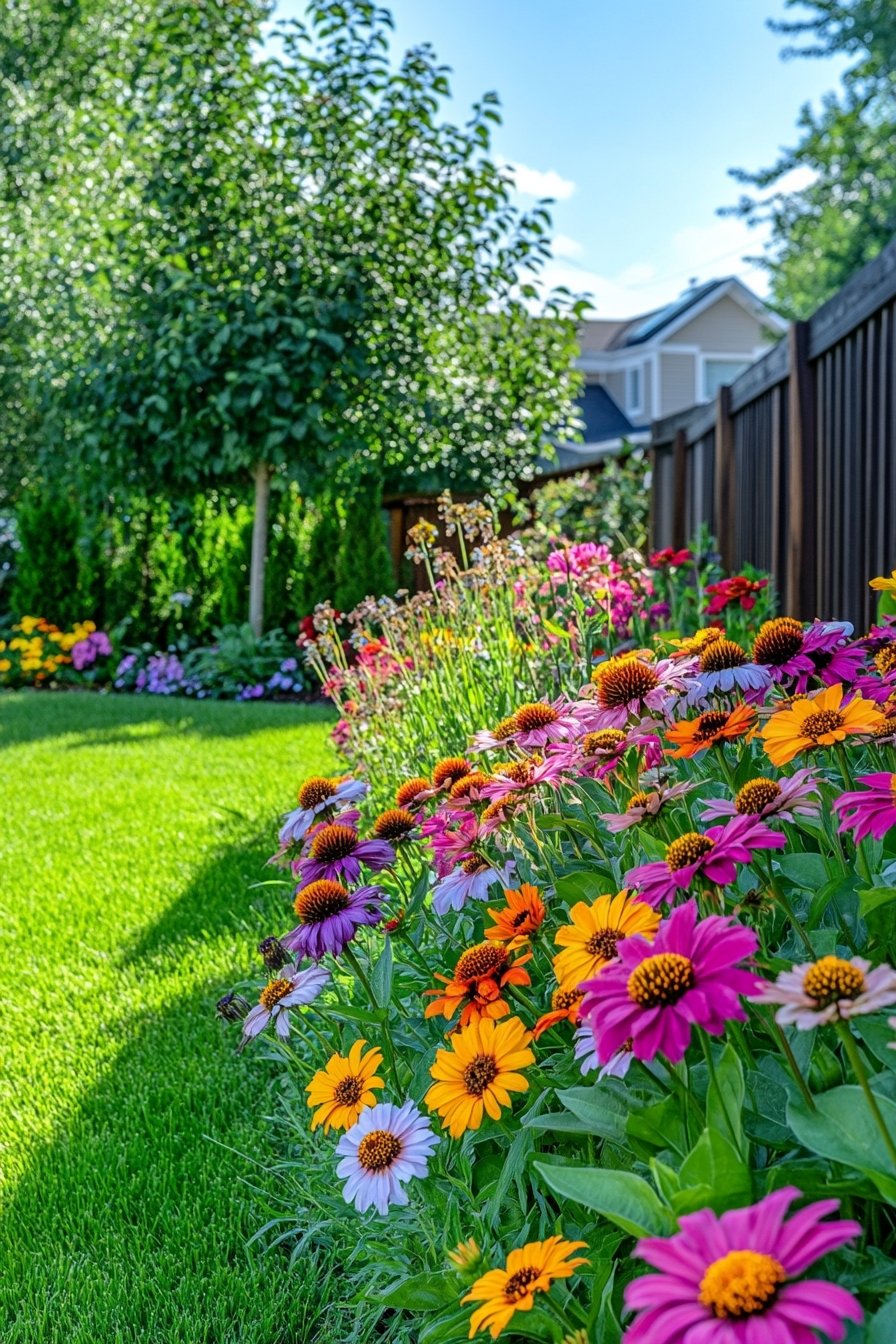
xmin=0 ymin=659 xmax=11 ymax=673
xmin=448 ymin=1237 xmax=485 ymax=1279
xmin=305 ymin=1040 xmax=384 ymax=1133
xmin=870 ymin=568 xmax=896 ymax=594
xmin=16 ymin=616 xmax=41 ymax=635
xmin=463 ymin=1236 xmax=588 ymax=1339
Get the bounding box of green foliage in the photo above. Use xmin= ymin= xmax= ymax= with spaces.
xmin=333 ymin=469 xmax=395 ymax=613
xmin=521 ymin=450 xmax=650 ymax=554
xmin=728 ymin=0 xmax=896 ymax=317
xmin=11 ymin=490 xmax=82 ymax=622
xmin=0 ymin=0 xmax=585 ymax=513
xmin=295 ymin=491 xmax=344 ymax=614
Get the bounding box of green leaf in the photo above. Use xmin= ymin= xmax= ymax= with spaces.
xmin=869 ymin=1294 xmax=896 ymax=1344
xmin=371 ymin=936 xmax=393 ymax=1007
xmin=554 ymin=1085 xmax=629 ymax=1143
xmin=554 ymin=872 xmax=616 ymax=905
xmin=380 ymin=1272 xmax=458 ymax=1311
xmin=677 ymin=1128 xmax=752 ymax=1213
xmin=858 ymin=886 xmax=896 ymax=916
xmin=786 ymin=1085 xmax=896 ymax=1200
xmin=777 ymin=853 xmax=828 ymax=890
xmin=533 ymin=1162 xmax=675 ymax=1238
xmin=705 ymin=1044 xmax=745 ymax=1151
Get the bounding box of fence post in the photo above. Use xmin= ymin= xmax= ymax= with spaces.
xmin=714 ymin=385 xmax=734 ymax=569
xmin=671 ymin=428 xmax=688 ymax=548
xmin=787 ymin=320 xmax=816 ymax=618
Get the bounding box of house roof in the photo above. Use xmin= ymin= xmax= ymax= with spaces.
xmin=577 ymin=276 xmax=785 ymax=354
xmin=577 ymin=382 xmax=636 ymax=442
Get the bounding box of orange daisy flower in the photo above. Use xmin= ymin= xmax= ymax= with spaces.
xmin=553 ymin=891 xmax=660 ymax=993
xmin=305 ymin=1039 xmax=384 ymax=1132
xmin=425 ymin=1016 xmax=534 ymax=1137
xmin=424 ymin=941 xmax=532 ymax=1029
xmin=483 ymin=883 xmax=546 ymax=948
xmin=533 ymin=985 xmax=585 ymax=1039
xmin=463 ymin=1236 xmax=588 ymax=1339
xmin=762 ymin=683 xmax=884 ymax=766
xmin=665 ymin=702 xmax=757 ymax=758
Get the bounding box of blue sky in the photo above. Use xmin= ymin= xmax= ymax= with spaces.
xmin=272 ymin=0 xmax=848 ymax=316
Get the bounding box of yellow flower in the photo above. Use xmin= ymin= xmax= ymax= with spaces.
xmin=762 ymin=683 xmax=884 ymax=766
xmin=553 ymin=891 xmax=660 ymax=993
xmin=0 ymin=659 xmax=10 ymax=673
xmin=870 ymin=569 xmax=896 ymax=594
xmin=17 ymin=616 xmax=41 ymax=635
xmin=425 ymin=1016 xmax=533 ymax=1138
xmin=305 ymin=1039 xmax=384 ymax=1133
xmin=463 ymin=1236 xmax=588 ymax=1339
xmin=448 ymin=1237 xmax=485 ymax=1278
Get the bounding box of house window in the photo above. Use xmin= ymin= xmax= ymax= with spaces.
xmin=627 ymin=366 xmax=642 ymax=413
xmin=703 ymin=358 xmax=751 ymax=400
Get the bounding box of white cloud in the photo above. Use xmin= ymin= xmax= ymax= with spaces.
xmin=552 ymin=233 xmax=585 ymax=260
xmin=505 ymin=161 xmax=576 ymax=201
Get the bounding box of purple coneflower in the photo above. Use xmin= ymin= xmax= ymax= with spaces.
xmin=834 ymin=772 xmax=896 ymax=841
xmin=239 ymin=963 xmax=330 ymax=1048
xmin=625 ymin=814 xmax=785 ymax=907
xmin=279 ymin=776 xmax=368 ymax=846
xmin=336 ymin=1100 xmax=439 ymax=1215
xmin=752 ymin=954 xmax=896 ymax=1028
xmin=700 ymin=767 xmax=820 ymax=824
xmin=480 ymin=753 xmax=568 ymax=800
xmin=283 ymin=880 xmax=383 ymax=959
xmin=580 ymin=899 xmax=757 ymax=1065
xmin=510 ymin=697 xmax=598 ymax=749
xmin=591 ymin=654 xmax=698 ymax=728
xmin=624 ymin=1186 xmax=862 ymax=1344
xmin=600 ymin=780 xmax=697 ymax=832
xmin=431 ymin=856 xmax=514 ymax=915
xmin=296 ymin=822 xmax=395 ymax=885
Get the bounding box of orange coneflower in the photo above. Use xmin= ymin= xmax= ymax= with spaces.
xmin=483 ymin=883 xmax=546 ymax=948
xmin=424 ymin=941 xmax=532 ymax=1029
xmin=762 ymin=684 xmax=884 ymax=766
xmin=305 ymin=1039 xmax=384 ymax=1132
xmin=665 ymin=703 xmax=757 ymax=758
xmin=533 ymin=985 xmax=585 ymax=1039
xmin=463 ymin=1236 xmax=588 ymax=1340
xmin=553 ymin=891 xmax=660 ymax=994
xmin=425 ymin=1016 xmax=534 ymax=1137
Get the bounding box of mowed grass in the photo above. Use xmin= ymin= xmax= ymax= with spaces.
xmin=0 ymin=692 xmax=340 ymax=1344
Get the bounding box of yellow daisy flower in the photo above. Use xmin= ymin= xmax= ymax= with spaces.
xmin=762 ymin=683 xmax=884 ymax=767
xmin=425 ymin=1016 xmax=533 ymax=1138
xmin=463 ymin=1236 xmax=588 ymax=1339
xmin=305 ymin=1039 xmax=384 ymax=1133
xmin=552 ymin=891 xmax=660 ymax=993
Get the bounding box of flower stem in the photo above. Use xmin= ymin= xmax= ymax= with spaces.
xmin=836 ymin=1019 xmax=896 ymax=1171
xmin=700 ymin=1032 xmax=745 ymax=1159
xmin=760 ymin=855 xmax=814 ymax=955
xmin=343 ymin=944 xmax=402 ymax=1092
xmin=764 ymin=1012 xmax=816 ymax=1111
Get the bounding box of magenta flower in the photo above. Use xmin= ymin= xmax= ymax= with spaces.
xmin=551 ymin=721 xmax=665 ymax=782
xmin=700 ymin=768 xmax=821 ymax=824
xmin=834 ymin=772 xmax=896 ymax=842
xmin=580 ymin=900 xmax=758 ymax=1064
xmin=479 ymin=753 xmax=569 ymax=800
xmin=601 ymin=780 xmax=697 ymax=832
xmin=624 ymin=1186 xmax=862 ymax=1344
xmin=591 ymin=655 xmax=699 ymax=728
xmin=625 ymin=815 xmax=785 ymax=907
xmin=296 ymin=822 xmax=395 ymax=885
xmin=511 ymin=696 xmax=600 ymax=749
xmin=421 ymin=810 xmax=482 ymax=877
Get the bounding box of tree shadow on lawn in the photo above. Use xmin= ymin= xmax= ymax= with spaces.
xmin=0 ymin=832 xmax=341 ymax=1344
xmin=0 ymin=691 xmax=334 ymax=752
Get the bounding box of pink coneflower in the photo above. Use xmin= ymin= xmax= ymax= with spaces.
xmin=421 ymin=810 xmax=482 ymax=877
xmin=335 ymin=1100 xmax=439 ymax=1216
xmin=296 ymin=823 xmax=395 ymax=885
xmin=510 ymin=697 xmax=598 ymax=749
xmin=553 ymin=722 xmax=665 ymax=782
xmin=239 ymin=963 xmax=330 ymax=1049
xmin=625 ymin=815 xmax=785 ymax=908
xmin=834 ymin=772 xmax=896 ymax=841
xmin=580 ymin=900 xmax=757 ymax=1064
xmin=600 ymin=780 xmax=697 ymax=832
xmin=284 ymin=880 xmax=384 ymax=960
xmin=279 ymin=776 xmax=368 ymax=846
xmin=591 ymin=654 xmax=698 ymax=728
xmin=431 ymin=856 xmax=514 ymax=915
xmin=700 ymin=768 xmax=821 ymax=824
xmin=624 ymin=1186 xmax=862 ymax=1344
xmin=479 ymin=753 xmax=569 ymax=800
xmin=752 ymin=954 xmax=896 ymax=1028
xmin=753 ymin=618 xmax=852 ymax=687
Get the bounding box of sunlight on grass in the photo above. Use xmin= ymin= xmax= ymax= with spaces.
xmin=0 ymin=693 xmax=343 ymax=1344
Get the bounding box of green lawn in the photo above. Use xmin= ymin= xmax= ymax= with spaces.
xmin=0 ymin=692 xmax=340 ymax=1344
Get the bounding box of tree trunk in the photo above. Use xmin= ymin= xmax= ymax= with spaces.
xmin=249 ymin=462 xmax=271 ymax=637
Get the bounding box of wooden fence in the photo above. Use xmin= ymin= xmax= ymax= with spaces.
xmin=650 ymin=238 xmax=896 ymax=627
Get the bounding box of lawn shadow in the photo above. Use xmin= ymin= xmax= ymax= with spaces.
xmin=0 ymin=833 xmax=342 ymax=1344
xmin=0 ymin=691 xmax=334 ymax=752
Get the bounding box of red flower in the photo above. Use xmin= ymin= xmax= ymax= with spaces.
xmin=704 ymin=575 xmax=768 ymax=615
xmin=649 ymin=547 xmax=693 ymax=568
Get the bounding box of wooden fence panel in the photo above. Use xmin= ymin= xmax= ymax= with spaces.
xmin=649 ymin=238 xmax=896 ymax=625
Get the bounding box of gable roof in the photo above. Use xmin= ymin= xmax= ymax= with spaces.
xmin=577 ymin=382 xmax=636 ymax=443
xmin=578 ymin=277 xmax=786 ymax=354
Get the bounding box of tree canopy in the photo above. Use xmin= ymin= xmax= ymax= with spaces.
xmin=728 ymin=0 xmax=896 ymax=318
